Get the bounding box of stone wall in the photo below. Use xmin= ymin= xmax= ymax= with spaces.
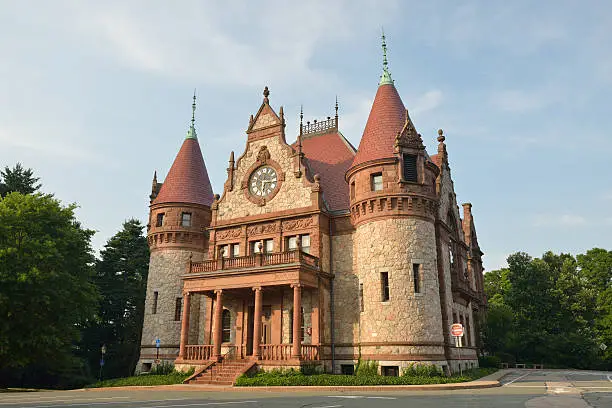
xmin=354 ymin=218 xmax=444 ymax=345
xmin=137 ymin=249 xmax=205 ymax=371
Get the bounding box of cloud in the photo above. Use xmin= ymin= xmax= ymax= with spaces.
xmin=490 ymin=89 xmax=557 ymax=113
xmin=533 ymin=214 xmax=588 ymax=227
xmin=412 ymin=90 xmax=444 ymax=115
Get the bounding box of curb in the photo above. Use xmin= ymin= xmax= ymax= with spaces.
xmin=82 ymin=379 xmax=501 ymax=393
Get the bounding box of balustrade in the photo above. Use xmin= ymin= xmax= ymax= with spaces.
xmin=189 ymin=250 xmax=319 ymax=273
xmin=301 ymin=344 xmax=320 ymax=361
xmin=259 ymin=344 xmax=293 ymax=360
xmin=184 ymin=345 xmax=213 ymax=361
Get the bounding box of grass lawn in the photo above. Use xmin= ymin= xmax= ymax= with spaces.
xmin=86 ymin=372 xmax=191 ymax=388
xmin=235 ymin=368 xmax=498 ymax=387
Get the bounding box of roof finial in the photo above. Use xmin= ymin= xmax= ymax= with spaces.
xmin=186 ymin=90 xmax=198 ymax=140
xmin=263 ymin=86 xmax=270 ymax=104
xmin=334 ymin=95 xmax=339 ymax=129
xmin=299 ymin=104 xmax=304 ymax=136
xmin=379 ymin=28 xmax=393 ymax=86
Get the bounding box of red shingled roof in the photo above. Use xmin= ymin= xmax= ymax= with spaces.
xmin=154 ymin=138 xmax=214 ymax=207
xmin=297 ymin=132 xmax=356 ymax=211
xmin=351 ymin=83 xmax=406 ymax=168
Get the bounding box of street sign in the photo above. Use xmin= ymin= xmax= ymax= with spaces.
xmin=155 ymin=338 xmax=161 ymax=348
xmin=451 ymin=323 xmax=464 ymax=337
xmin=600 ymin=343 xmax=607 ymax=351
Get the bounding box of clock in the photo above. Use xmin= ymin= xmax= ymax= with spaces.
xmin=249 ymin=166 xmax=278 ymax=197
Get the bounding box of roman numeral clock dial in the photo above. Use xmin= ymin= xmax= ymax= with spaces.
xmin=249 ymin=166 xmax=278 ymax=198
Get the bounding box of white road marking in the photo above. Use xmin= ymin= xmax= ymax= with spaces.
xmin=607 ymin=374 xmax=612 ymax=382
xmin=0 ymin=396 xmax=133 ymax=406
xmin=327 ymin=396 xmax=363 ymax=399
xmin=504 ymin=372 xmax=531 ymax=386
xmin=146 ymin=402 xmax=258 ymax=408
xmin=23 ymin=398 xmax=192 ymax=408
xmin=366 ymin=397 xmax=397 ymax=399
xmin=312 ymin=406 xmax=343 ymax=408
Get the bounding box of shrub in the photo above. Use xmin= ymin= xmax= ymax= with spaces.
xmin=494 ymin=352 xmax=516 ymax=364
xmin=355 ymin=359 xmax=378 ymax=377
xmin=300 ymin=364 xmax=322 ymax=375
xmin=402 ymin=363 xmax=443 ymax=377
xmin=479 ymin=355 xmax=502 ymax=368
xmin=149 ymin=361 xmax=175 ymax=375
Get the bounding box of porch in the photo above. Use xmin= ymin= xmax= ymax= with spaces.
xmin=175 ymin=249 xmax=329 ymax=366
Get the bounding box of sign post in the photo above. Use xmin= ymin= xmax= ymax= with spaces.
xmin=450 ymin=323 xmax=464 ymax=376
xmin=155 ymin=338 xmax=161 ymax=364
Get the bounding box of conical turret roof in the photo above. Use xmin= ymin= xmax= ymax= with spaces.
xmin=351 ymin=32 xmax=407 ymax=168
xmin=153 ymin=95 xmax=214 ymax=207
xmin=351 ymin=83 xmax=406 ymax=168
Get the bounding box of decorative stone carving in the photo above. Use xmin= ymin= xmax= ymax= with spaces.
xmin=256 ymin=145 xmax=271 ymax=164
xmin=282 ymin=217 xmax=314 ymax=232
xmin=216 ymin=228 xmax=242 ymax=240
xmin=247 ymin=222 xmax=277 ymax=236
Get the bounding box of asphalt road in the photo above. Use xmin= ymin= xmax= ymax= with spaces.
xmin=1 ymin=369 xmax=610 ymax=408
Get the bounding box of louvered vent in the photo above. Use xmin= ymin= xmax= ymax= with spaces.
xmin=403 ymin=154 xmax=418 ymax=182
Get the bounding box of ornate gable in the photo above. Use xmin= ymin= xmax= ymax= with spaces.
xmin=246 ymin=87 xmax=285 ymax=141
xmin=394 ymin=109 xmax=424 ymax=151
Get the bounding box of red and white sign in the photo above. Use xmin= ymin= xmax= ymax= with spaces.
xmin=450 ymin=323 xmax=464 ymax=337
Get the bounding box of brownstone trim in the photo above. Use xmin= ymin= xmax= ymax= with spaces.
xmin=335 ymin=354 xmax=447 ymax=361
xmin=346 ymin=157 xmax=397 ymax=182
xmin=212 ymin=207 xmax=321 ymax=228
xmin=328 ymin=341 xmax=444 ymax=347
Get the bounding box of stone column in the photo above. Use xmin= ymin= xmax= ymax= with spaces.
xmin=252 ymin=287 xmax=262 ymax=359
xmin=178 ymin=292 xmax=191 ymax=360
xmin=212 ymin=289 xmax=223 ymax=361
xmin=291 ymin=284 xmax=302 ymax=359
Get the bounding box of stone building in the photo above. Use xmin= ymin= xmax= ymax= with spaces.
xmin=137 ymin=37 xmax=486 ymax=381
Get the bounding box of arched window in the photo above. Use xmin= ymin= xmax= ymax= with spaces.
xmin=289 ymin=307 xmax=305 ymax=342
xmin=222 ymin=309 xmax=231 ymax=343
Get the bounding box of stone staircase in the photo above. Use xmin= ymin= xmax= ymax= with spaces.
xmin=185 ymin=359 xmax=255 ymax=386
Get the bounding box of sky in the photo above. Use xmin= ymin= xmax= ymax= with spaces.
xmin=1 ymin=0 xmax=610 ymax=271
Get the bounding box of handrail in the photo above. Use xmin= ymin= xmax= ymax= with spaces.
xmin=189 ymin=250 xmax=320 ymax=273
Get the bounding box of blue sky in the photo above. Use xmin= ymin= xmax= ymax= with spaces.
xmin=1 ymin=0 xmax=610 ymax=271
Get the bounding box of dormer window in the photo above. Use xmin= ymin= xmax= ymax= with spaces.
xmin=403 ymin=154 xmax=418 ymax=182
xmin=371 ymin=173 xmax=383 ymax=191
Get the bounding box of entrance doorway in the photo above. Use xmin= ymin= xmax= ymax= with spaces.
xmin=261 ymin=306 xmax=272 ymax=344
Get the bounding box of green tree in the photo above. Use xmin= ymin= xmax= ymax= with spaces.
xmin=81 ymin=219 xmax=149 ymax=379
xmin=0 ymin=163 xmax=41 ymax=197
xmin=0 ymin=192 xmax=98 ymax=387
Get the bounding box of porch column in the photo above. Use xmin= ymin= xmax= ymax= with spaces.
xmin=252 ymin=287 xmax=262 ymax=359
xmin=312 ymin=288 xmax=320 ymax=345
xmin=291 ymin=284 xmax=302 ymax=359
xmin=178 ymin=291 xmax=191 ymax=359
xmin=213 ymin=289 xmax=223 ymax=361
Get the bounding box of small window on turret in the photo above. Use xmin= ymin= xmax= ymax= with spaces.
xmin=181 ymin=212 xmax=192 ymax=227
xmin=156 ymin=213 xmax=164 ymax=227
xmin=371 ymin=173 xmax=383 ymax=191
xmin=403 ymin=154 xmax=417 ymax=182
xmin=350 ymin=181 xmax=356 ymax=199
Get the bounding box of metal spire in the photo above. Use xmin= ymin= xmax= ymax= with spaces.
xmin=379 ymin=28 xmax=393 ymax=86
xmin=186 ymin=90 xmax=198 ymax=140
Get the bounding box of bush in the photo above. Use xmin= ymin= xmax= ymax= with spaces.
xmin=87 ymin=372 xmax=190 ymax=388
xmin=402 ymin=363 xmax=443 ymax=377
xmin=355 ymin=359 xmax=378 ymax=377
xmin=149 ymin=362 xmax=175 ymax=375
xmin=494 ymin=352 xmax=516 ymax=364
xmin=235 ymin=367 xmax=498 ymax=387
xmin=479 ymin=355 xmax=502 ymax=368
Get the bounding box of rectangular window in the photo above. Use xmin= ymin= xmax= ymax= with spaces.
xmin=403 ymin=154 xmax=418 ymax=182
xmin=181 ymin=212 xmax=192 ymax=227
xmin=301 ymin=234 xmax=311 ymax=254
xmin=359 ymin=283 xmax=364 ymax=312
xmin=264 ymin=239 xmax=274 ymax=253
xmin=220 ymin=245 xmax=230 ymax=258
xmin=466 ymin=316 xmax=471 ymax=347
xmin=413 ymin=263 xmax=421 ymax=294
xmin=231 ymin=243 xmax=240 ymax=258
xmin=371 ymin=173 xmax=383 ymax=191
xmin=287 ymin=236 xmax=297 ymax=250
xmin=156 ymin=213 xmax=164 ymax=227
xmin=381 ymin=272 xmax=390 ymax=301
xmin=250 ymin=241 xmax=259 ymax=254
xmin=152 ymin=291 xmax=159 ymax=314
xmin=381 ymin=366 xmax=399 ymax=377
xmin=174 ymin=297 xmax=182 ymax=321
xmin=341 ymin=364 xmax=355 ymax=375
xmin=350 ymin=181 xmax=355 ymax=199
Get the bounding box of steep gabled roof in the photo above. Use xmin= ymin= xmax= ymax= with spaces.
xmin=294 ymin=131 xmax=356 ymax=211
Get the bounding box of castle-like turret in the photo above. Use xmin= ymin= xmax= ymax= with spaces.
xmin=137 ymin=95 xmax=214 ymax=372
xmin=345 ymin=33 xmax=446 ymax=370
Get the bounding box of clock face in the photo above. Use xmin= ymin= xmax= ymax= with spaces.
xmin=249 ymin=166 xmax=278 ymax=197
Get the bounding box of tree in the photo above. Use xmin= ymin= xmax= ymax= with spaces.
xmin=0 ymin=163 xmax=41 ymax=197
xmin=0 ymin=193 xmax=98 ymax=387
xmin=81 ymin=219 xmax=149 ymax=379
